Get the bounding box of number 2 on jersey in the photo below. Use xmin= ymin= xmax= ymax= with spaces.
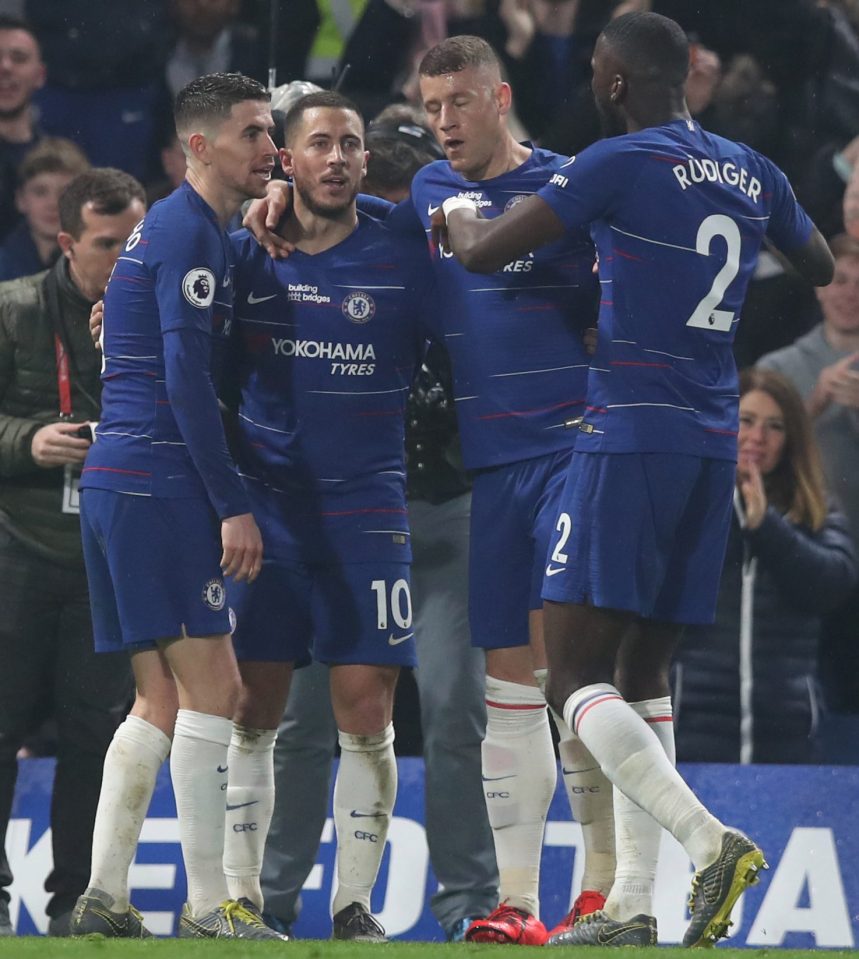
xmin=551 ymin=513 xmax=572 ymax=565
xmin=686 ymin=214 xmax=741 ymax=332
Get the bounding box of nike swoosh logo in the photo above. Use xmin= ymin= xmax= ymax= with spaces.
xmin=217 ymin=765 xmax=229 ymax=773
xmin=350 ymin=810 xmax=385 ymax=818
xmin=545 ymin=565 xmax=565 ymax=576
xmin=599 ymin=921 xmax=650 ymax=945
xmin=482 ymin=774 xmax=514 ymax=782
xmin=388 ymin=632 xmax=414 ymax=646
xmin=225 ymin=800 xmax=259 ymax=811
xmin=247 ymin=292 xmax=277 ymax=304
xmin=562 ymin=765 xmax=600 ymax=775
xmin=427 ymin=203 xmax=440 ymax=217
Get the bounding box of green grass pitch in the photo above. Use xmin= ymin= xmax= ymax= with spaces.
xmin=0 ymin=941 xmax=852 ymax=958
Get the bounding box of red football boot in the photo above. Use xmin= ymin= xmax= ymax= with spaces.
xmin=464 ymin=904 xmax=548 ymax=945
xmin=547 ymin=889 xmax=607 ymax=939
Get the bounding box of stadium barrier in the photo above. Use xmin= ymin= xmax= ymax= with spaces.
xmin=8 ymin=759 xmax=857 ymax=946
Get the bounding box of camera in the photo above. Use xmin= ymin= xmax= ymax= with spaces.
xmin=75 ymin=423 xmax=94 ymax=442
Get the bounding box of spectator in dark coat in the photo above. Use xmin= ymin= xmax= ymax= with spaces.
xmin=673 ymin=368 xmax=857 ymax=765
xmin=0 ymin=168 xmax=144 ymax=936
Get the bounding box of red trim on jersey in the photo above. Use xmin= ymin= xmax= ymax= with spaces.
xmin=478 ymin=398 xmax=585 ymax=421
xmin=704 ymin=427 xmax=738 ymax=435
xmin=644 ymin=716 xmax=674 ymax=724
xmin=82 ymin=466 xmax=151 ymax=476
xmin=613 ymin=248 xmax=644 ymax=262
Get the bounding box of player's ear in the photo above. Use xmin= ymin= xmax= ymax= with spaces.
xmin=187 ymin=131 xmax=210 ymax=165
xmin=280 ymin=146 xmax=296 ymax=178
xmin=496 ymin=81 xmax=513 ymax=116
xmin=610 ymin=74 xmax=626 ymax=104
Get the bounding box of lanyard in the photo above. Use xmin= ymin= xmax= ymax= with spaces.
xmin=54 ymin=333 xmax=72 ymax=417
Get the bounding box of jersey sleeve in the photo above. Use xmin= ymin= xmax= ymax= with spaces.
xmin=536 ymin=141 xmax=623 ymax=232
xmin=229 ymin=227 xmax=256 ymax=262
xmin=148 ymin=216 xmax=225 ymax=336
xmin=759 ymin=154 xmax=815 ymax=252
xmin=163 ymin=326 xmax=250 ymax=519
xmin=356 ymin=193 xmax=395 ymax=219
xmin=386 ymin=195 xmax=424 ymax=237
xmin=408 ymin=241 xmax=441 ymax=340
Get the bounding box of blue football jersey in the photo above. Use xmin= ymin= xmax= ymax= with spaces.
xmin=391 ymin=147 xmax=598 ymax=471
xmin=229 ymin=213 xmax=431 ymax=563
xmin=82 ymin=182 xmax=244 ymax=513
xmin=537 ymin=119 xmax=814 ymax=459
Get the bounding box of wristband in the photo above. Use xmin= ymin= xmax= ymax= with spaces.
xmin=442 ymin=196 xmax=478 ymax=220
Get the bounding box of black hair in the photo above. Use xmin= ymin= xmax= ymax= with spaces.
xmin=364 ymin=127 xmax=441 ymax=197
xmin=600 ymin=12 xmax=689 ymax=87
xmin=366 ymin=120 xmax=444 ymax=161
xmin=174 ymin=72 xmax=270 ymax=137
xmin=58 ymin=168 xmax=145 ymax=237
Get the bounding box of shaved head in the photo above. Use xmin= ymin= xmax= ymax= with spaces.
xmin=600 ymin=12 xmax=689 ymax=89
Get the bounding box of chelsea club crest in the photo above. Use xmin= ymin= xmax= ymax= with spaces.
xmin=504 ymin=194 xmax=529 ymax=212
xmin=202 ymin=578 xmax=226 ymax=611
xmin=341 ymin=291 xmax=375 ymax=324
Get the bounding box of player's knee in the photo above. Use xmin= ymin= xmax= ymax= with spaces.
xmin=334 ymin=683 xmax=394 ymax=736
xmin=331 ymin=666 xmax=397 ymax=732
xmin=235 ymin=662 xmax=291 ymax=729
xmin=615 ymin=662 xmax=671 ymax=702
xmin=233 ymin=695 xmax=282 ymax=731
xmin=221 ymin=673 xmax=242 ymax=717
xmin=131 ymin=697 xmax=178 ymax=739
xmin=336 ymin=707 xmax=393 ymax=737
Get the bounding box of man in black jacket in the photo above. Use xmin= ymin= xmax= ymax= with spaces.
xmin=0 ymin=168 xmax=145 ymax=936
